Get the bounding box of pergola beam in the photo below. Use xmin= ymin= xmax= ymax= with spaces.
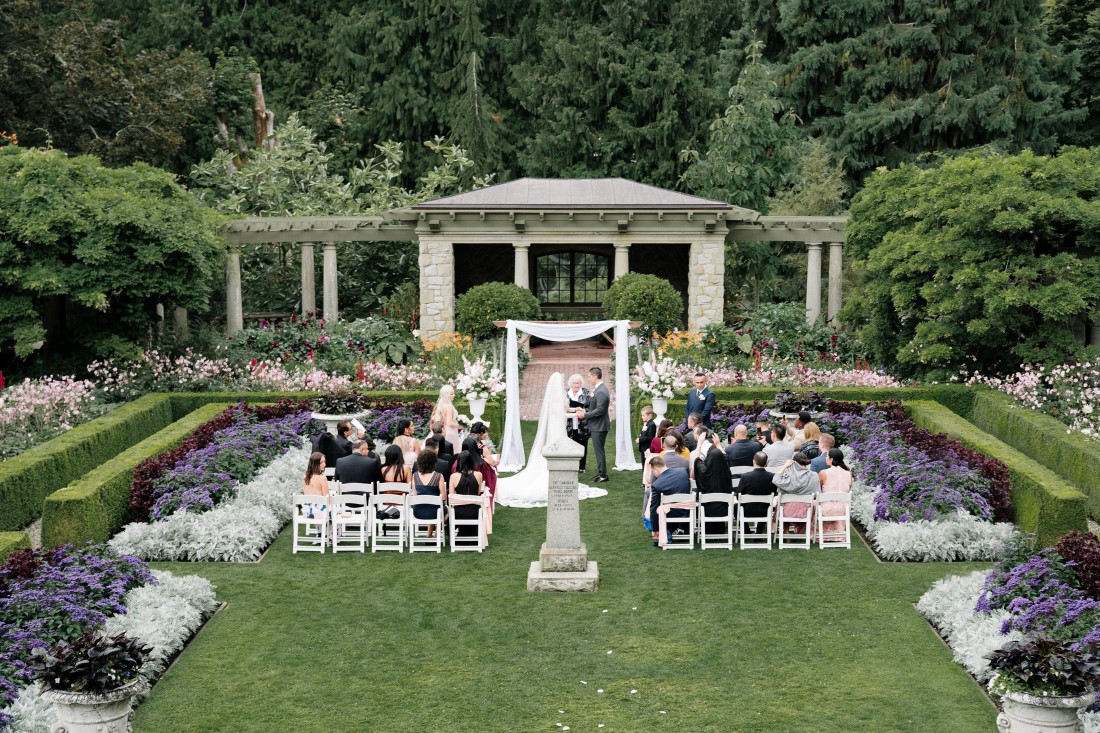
xmin=222 ymin=216 xmax=417 ymax=244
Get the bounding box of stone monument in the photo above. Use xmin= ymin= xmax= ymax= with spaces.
xmin=527 ymin=376 xmax=600 ymax=592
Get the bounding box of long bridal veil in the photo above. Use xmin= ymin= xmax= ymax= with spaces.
xmin=495 ymin=371 xmax=608 ymax=508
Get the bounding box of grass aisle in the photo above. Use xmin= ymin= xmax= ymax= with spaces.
xmin=137 ymin=423 xmax=996 ymax=732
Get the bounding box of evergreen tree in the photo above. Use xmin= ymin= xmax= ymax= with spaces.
xmin=775 ymin=0 xmax=1082 ymax=180
xmin=1046 ymin=0 xmax=1100 ymax=145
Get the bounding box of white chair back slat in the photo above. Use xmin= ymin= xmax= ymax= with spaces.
xmin=816 ymin=492 xmax=852 ymax=549
xmin=407 ymin=495 xmax=445 ymax=553
xmin=448 ymin=494 xmax=487 ymax=552
xmin=777 ymin=494 xmax=814 ymax=550
xmin=292 ymin=494 xmax=329 ymax=554
xmin=371 ymin=493 xmax=406 ymax=553
xmin=737 ymin=494 xmax=775 ymax=550
xmin=697 ymin=492 xmax=735 ymax=550
xmin=658 ymin=493 xmax=696 ymax=550
xmin=331 ymin=494 xmax=368 ymax=553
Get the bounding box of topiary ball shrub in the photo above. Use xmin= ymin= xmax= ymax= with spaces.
xmin=455 ymin=282 xmax=541 ymax=339
xmin=602 ymin=273 xmax=683 ymax=337
xmin=1056 ymin=531 xmax=1100 ymax=602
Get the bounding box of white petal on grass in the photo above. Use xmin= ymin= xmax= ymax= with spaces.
xmin=630 ymin=689 xmax=637 ymax=694
xmin=597 ymin=689 xmax=604 ymax=693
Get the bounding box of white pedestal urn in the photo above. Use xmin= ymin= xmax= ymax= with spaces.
xmin=995 ymin=690 xmax=1094 ymax=732
xmin=310 ymin=410 xmax=371 ymax=435
xmin=651 ymin=397 xmax=669 ymax=426
xmin=43 ymin=679 xmax=146 ymax=733
xmin=466 ymin=395 xmax=488 ymax=425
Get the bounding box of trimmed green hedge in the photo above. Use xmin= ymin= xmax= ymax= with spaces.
xmin=906 ymin=400 xmax=1087 ymax=548
xmin=40 ymin=403 xmax=231 ymax=548
xmin=0 ymin=394 xmax=175 ymax=532
xmin=636 ymin=385 xmax=976 ymax=428
xmin=166 ymin=391 xmax=505 ymax=444
xmin=0 ymin=531 xmax=30 ymax=562
xmin=968 ymin=389 xmax=1100 ymax=519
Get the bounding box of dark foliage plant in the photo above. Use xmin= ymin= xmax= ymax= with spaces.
xmin=30 ymin=632 xmax=150 ymax=695
xmin=312 ymin=387 xmax=373 ymax=415
xmin=988 ymin=637 xmax=1100 ymax=696
xmin=773 ymin=390 xmax=826 ymax=414
xmin=1058 ymin=532 xmax=1100 ymax=603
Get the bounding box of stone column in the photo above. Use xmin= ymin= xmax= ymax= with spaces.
xmin=226 ymin=249 xmax=243 ymax=336
xmin=527 ymin=429 xmax=599 ymax=591
xmin=614 ymin=243 xmax=630 ymax=280
xmin=173 ymin=306 xmax=190 ymax=341
xmin=805 ymin=242 xmax=823 ymax=325
xmin=513 ymin=242 xmax=530 ymax=289
xmin=322 ymin=242 xmax=338 ymax=322
xmin=419 ymin=237 xmax=456 ymax=338
xmin=827 ymin=242 xmax=843 ymax=324
xmin=300 ymin=243 xmax=316 ymax=316
xmin=1090 ymin=318 xmax=1100 ymax=349
xmin=687 ymin=239 xmax=725 ymax=328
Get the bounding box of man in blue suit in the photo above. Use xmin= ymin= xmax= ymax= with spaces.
xmin=684 ymin=372 xmax=716 ymax=426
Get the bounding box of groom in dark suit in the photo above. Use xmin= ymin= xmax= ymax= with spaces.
xmin=579 ymin=366 xmax=611 ymax=483
xmin=685 ymin=372 xmax=716 ymax=426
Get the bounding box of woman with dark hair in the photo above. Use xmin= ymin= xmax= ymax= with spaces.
xmin=667 ymin=429 xmax=690 ymax=459
xmin=692 ymin=427 xmax=734 ymax=535
xmin=448 ymin=450 xmax=485 ymax=536
xmin=818 ymin=448 xmax=853 ymax=542
xmin=463 ymin=423 xmax=498 ymax=506
xmin=411 ymin=449 xmax=445 ymax=536
xmin=392 ymin=418 xmax=420 ymax=467
xmin=302 ymin=451 xmax=330 ymax=517
xmin=649 ymin=419 xmax=673 ymax=454
xmin=381 ymin=444 xmax=410 ymax=484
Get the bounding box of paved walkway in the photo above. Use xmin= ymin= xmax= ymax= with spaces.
xmin=518 ymin=342 xmax=617 ymax=420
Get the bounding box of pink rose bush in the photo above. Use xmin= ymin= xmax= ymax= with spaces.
xmin=0 ymin=376 xmax=101 ymax=459
xmin=968 ymin=359 xmax=1100 ymax=441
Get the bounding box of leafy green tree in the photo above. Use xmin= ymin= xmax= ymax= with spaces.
xmin=455 ymin=282 xmax=541 ymax=339
xmin=776 ymin=0 xmax=1082 ymax=180
xmin=0 ymin=147 xmax=224 ymax=362
xmin=843 ymin=148 xmax=1100 ymax=378
xmin=1046 ymin=0 xmax=1100 ymax=146
xmin=0 ymin=0 xmax=212 ymax=167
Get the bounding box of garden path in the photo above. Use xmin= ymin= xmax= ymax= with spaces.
xmin=520 ymin=341 xmax=615 ymax=420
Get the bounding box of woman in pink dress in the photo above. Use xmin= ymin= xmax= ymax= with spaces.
xmin=818 ymin=448 xmax=853 ymax=542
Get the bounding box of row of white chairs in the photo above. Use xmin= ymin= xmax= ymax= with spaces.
xmin=656 ymin=491 xmax=851 ymax=551
xmin=292 ymin=489 xmax=489 ymax=555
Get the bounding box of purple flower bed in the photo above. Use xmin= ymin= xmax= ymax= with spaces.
xmin=149 ymin=410 xmax=312 ymax=520
xmin=364 ymin=404 xmax=433 ymax=443
xmin=690 ymin=400 xmax=771 ymax=441
xmin=0 ymin=544 xmax=154 ymax=726
xmin=827 ymin=406 xmax=994 ymax=523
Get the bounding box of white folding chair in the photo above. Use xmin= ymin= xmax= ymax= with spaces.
xmin=292 ymin=494 xmax=328 ymax=554
xmin=697 ymin=492 xmax=735 ymax=550
xmin=658 ymin=493 xmax=696 ymax=550
xmin=730 ymin=465 xmax=755 ymax=477
xmin=816 ymin=492 xmax=852 ymax=549
xmin=339 ymin=481 xmax=374 ymax=499
xmin=407 ymin=494 xmax=445 ymax=553
xmin=777 ymin=494 xmax=814 ymax=550
xmin=737 ymin=495 xmax=774 ymax=549
xmin=331 ymin=494 xmax=368 ymax=553
xmin=371 ymin=492 xmax=407 ymax=552
xmin=448 ymin=494 xmax=487 ymax=552
xmin=378 ymin=481 xmax=411 ymax=494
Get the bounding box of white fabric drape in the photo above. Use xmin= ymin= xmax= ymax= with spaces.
xmin=499 ymin=320 xmax=642 ymax=472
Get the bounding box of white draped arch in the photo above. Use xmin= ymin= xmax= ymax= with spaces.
xmin=499 ymin=320 xmax=642 ymax=473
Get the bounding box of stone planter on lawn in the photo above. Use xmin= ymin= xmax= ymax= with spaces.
xmin=996 ymin=689 xmax=1095 ymax=733
xmin=42 ymin=678 xmax=146 ymax=733
xmin=310 ymin=410 xmax=371 ymax=435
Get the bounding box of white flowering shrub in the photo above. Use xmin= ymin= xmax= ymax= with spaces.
xmin=111 ymin=445 xmax=308 ymax=562
xmin=449 ymin=355 xmax=504 ymax=400
xmin=852 ymin=480 xmax=1017 ymax=562
xmin=633 ymin=357 xmax=686 ymax=399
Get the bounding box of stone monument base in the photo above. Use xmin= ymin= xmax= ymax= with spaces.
xmin=527 ymin=561 xmax=600 ymax=592
xmin=539 ymin=542 xmax=588 ymax=572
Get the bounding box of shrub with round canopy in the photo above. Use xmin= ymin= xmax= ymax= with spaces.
xmin=602 ymin=273 xmax=683 ymax=337
xmin=455 ymin=282 xmax=541 ymax=338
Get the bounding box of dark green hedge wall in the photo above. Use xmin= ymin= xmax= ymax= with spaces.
xmin=0 ymin=394 xmax=175 ymax=531
xmin=907 ymin=401 xmax=1087 ymax=548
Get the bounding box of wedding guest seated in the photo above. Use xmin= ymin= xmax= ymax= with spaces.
xmin=738 ymin=451 xmax=777 ymax=531
xmin=659 ymin=435 xmax=690 ymax=472
xmin=818 ymin=448 xmax=853 ymax=542
xmin=314 ymin=430 xmax=347 ymax=472
xmin=693 ymin=427 xmax=733 ymax=533
xmin=783 ymin=411 xmax=812 ymax=449
xmin=649 ymin=419 xmax=674 ymax=454
xmin=302 ymin=452 xmax=330 ymax=519
xmin=430 ymin=421 xmax=455 ymax=461
xmin=423 ymin=437 xmax=453 ymax=486
xmin=724 ymin=424 xmax=758 ymax=467
xmin=411 ymin=449 xmax=446 ymax=537
xmin=763 ymin=424 xmax=794 ymax=468
xmin=334 ymin=440 xmax=382 ymax=490
xmin=637 ymin=406 xmax=656 ymax=458
xmin=361 ymin=436 xmax=380 ymax=462
xmin=647 ymin=455 xmax=691 ymax=547
xmin=798 ymin=422 xmax=822 ymax=460
xmin=773 ymin=452 xmax=817 ymax=535
xmin=682 ymin=413 xmax=702 ymax=452
xmin=810 ymin=434 xmax=836 ymax=473
xmin=449 ymin=450 xmax=485 ymax=537
xmin=392 ymin=419 xmax=421 ymax=467
xmin=461 ymin=425 xmax=498 ymax=508
xmin=666 ymin=430 xmax=690 ymax=459
xmin=335 ymin=420 xmax=357 ymax=456
xmin=755 ymin=418 xmax=773 ymax=446
xmin=381 ymin=445 xmax=410 ymax=485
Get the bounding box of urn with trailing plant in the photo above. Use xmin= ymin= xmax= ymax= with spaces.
xmin=987 ymin=637 xmax=1100 ymax=732
xmin=311 ymin=387 xmax=372 ymax=434
xmin=31 ymin=632 xmax=150 ymax=733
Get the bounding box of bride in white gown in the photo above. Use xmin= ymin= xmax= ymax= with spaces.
xmin=495 ymin=372 xmax=609 ymax=508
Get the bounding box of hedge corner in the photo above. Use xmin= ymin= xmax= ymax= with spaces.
xmin=0 ymin=531 xmax=31 ymax=563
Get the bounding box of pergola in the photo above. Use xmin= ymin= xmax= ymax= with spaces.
xmin=220 ymin=177 xmax=847 ymax=336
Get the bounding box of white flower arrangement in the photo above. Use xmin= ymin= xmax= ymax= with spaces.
xmin=450 ymin=355 xmax=505 ymax=401
xmin=633 ymin=357 xmax=686 ymax=400
xmin=110 ymin=444 xmax=309 ymax=563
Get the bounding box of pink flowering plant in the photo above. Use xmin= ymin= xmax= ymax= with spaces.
xmin=0 ymin=376 xmax=104 ymax=459
xmin=450 ymin=356 xmax=504 ymax=401
xmin=968 ymin=359 xmax=1100 ymax=441
xmin=634 ymin=357 xmax=686 ymax=399
xmin=667 ymin=361 xmax=902 ymax=389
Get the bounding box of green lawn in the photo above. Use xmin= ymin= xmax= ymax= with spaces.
xmin=136 ymin=423 xmax=996 ymax=732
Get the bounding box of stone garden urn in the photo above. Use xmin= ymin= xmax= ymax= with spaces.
xmin=43 ymin=679 xmax=146 ymax=733
xmin=650 ymin=396 xmax=669 ymax=425
xmin=465 ymin=395 xmax=488 ymax=425
xmin=996 ymin=690 xmax=1094 ymax=733
xmin=310 ymin=410 xmax=371 ymax=435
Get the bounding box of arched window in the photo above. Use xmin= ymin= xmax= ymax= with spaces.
xmin=535 ymin=251 xmax=611 ymax=306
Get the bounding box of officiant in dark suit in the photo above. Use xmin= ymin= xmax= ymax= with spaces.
xmin=685 ymin=373 xmax=716 ymax=426
xmin=578 ymin=366 xmax=611 ymax=483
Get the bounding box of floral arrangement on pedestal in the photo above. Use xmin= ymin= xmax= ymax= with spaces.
xmin=633 ymin=357 xmax=685 ymax=400
xmin=450 ymin=356 xmax=505 ymax=401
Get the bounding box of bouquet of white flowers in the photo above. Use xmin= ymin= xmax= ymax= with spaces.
xmin=450 ymin=355 xmax=505 ymax=401
xmin=634 ymin=357 xmax=685 ymax=399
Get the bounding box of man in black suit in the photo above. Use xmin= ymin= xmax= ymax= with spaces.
xmin=334 ymin=440 xmax=382 ymax=493
xmin=335 ymin=420 xmax=356 ymax=456
xmin=648 ymin=455 xmax=691 ymax=546
xmin=725 ymin=424 xmax=758 ymax=467
xmin=682 ymin=413 xmax=701 ymax=452
xmin=579 ymin=366 xmax=611 ymax=482
xmin=429 ymin=421 xmax=454 ymax=462
xmin=737 ymin=451 xmax=777 ymax=530
xmin=684 ymin=373 xmax=716 ymax=426
xmin=423 ymin=437 xmax=453 ymax=487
